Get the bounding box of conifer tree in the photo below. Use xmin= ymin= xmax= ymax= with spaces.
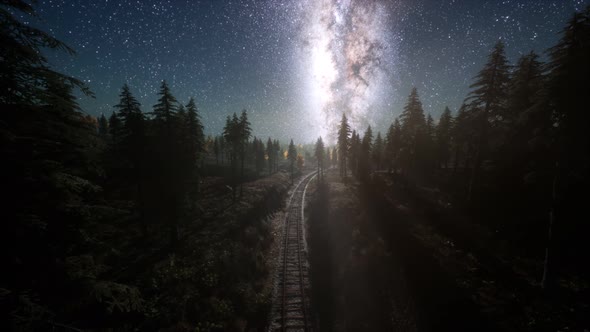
xmin=185 ymin=97 xmax=205 ymax=170
xmin=337 ymin=114 xmax=351 ymax=178
xmin=98 ymin=114 xmax=109 ymax=137
xmin=266 ymin=137 xmax=274 ymax=174
xmin=238 ymin=110 xmax=252 ymax=196
xmin=385 ymin=119 xmax=402 ymax=174
xmin=113 ymin=84 xmax=147 ymax=233
xmin=152 ymin=80 xmax=182 ymax=244
xmin=436 ymin=107 xmax=453 ymax=168
xmin=359 ymin=126 xmax=373 ymax=180
xmin=108 ymin=111 xmax=122 ymax=142
xmin=288 ymin=139 xmax=297 ymax=182
xmin=372 ymin=132 xmax=384 ymax=171
xmin=541 ymin=6 xmax=590 ymax=289
xmin=399 ymin=88 xmax=427 ymax=175
xmin=314 ymin=136 xmax=325 ymax=181
xmin=0 ymin=0 xmax=91 ymax=105
xmin=465 ymin=41 xmax=511 ymax=201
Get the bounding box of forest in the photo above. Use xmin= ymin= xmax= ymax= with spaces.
xmin=1 ymin=0 xmax=589 ymax=331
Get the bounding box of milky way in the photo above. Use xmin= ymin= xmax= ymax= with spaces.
xmin=28 ymin=0 xmax=590 ymax=144
xmin=296 ymin=0 xmax=398 ymax=142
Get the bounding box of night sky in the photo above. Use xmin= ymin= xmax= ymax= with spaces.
xmin=23 ymin=0 xmax=590 ymax=143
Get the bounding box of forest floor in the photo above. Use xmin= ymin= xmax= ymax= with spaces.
xmin=375 ymin=174 xmax=590 ymax=331
xmin=306 ymin=169 xmax=589 ymax=332
xmin=306 ymin=169 xmax=485 ymax=331
xmin=368 ymin=172 xmax=589 ymax=332
xmin=44 ymin=169 xmax=296 ymax=331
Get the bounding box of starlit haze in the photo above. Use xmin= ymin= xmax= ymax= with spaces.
xmin=25 ymin=0 xmax=590 ymax=143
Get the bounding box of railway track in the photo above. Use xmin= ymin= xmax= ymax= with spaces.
xmin=269 ymin=171 xmax=317 ymax=332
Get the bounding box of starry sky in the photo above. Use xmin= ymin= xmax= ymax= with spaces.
xmin=24 ymin=0 xmax=590 ymax=143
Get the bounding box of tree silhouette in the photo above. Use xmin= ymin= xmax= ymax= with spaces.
xmin=98 ymin=113 xmax=109 ymax=136
xmin=238 ymin=110 xmax=252 ymax=196
xmin=314 ymin=136 xmax=325 ymax=181
xmin=399 ymin=88 xmax=427 ymax=177
xmin=435 ymin=107 xmax=453 ymax=168
xmin=465 ymin=41 xmax=510 ymax=201
xmin=266 ymin=137 xmax=274 ymax=174
xmin=372 ymin=132 xmax=384 ymax=171
xmin=385 ymin=119 xmax=402 ymax=174
xmin=151 ymin=80 xmax=183 ymax=244
xmin=541 ymin=7 xmax=590 ymax=289
xmin=337 ymin=114 xmax=351 ymax=178
xmin=288 ymin=139 xmax=297 ymax=182
xmin=113 ymin=84 xmax=147 ymax=234
xmin=0 ymin=0 xmax=92 ymax=105
xmin=359 ymin=126 xmax=373 ymax=181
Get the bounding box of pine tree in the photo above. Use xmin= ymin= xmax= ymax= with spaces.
xmin=451 ymin=103 xmax=474 ymax=175
xmin=337 ymin=114 xmax=351 ymax=178
xmin=223 ymin=113 xmax=240 ymax=199
xmin=108 ymin=111 xmax=122 ymax=142
xmin=113 ymin=84 xmax=147 ymax=233
xmin=372 ymin=132 xmax=384 ymax=171
xmin=399 ymin=88 xmax=427 ymax=176
xmin=288 ymin=139 xmax=297 ymax=182
xmin=238 ymin=110 xmax=252 ymax=196
xmin=266 ymin=137 xmax=274 ymax=174
xmin=152 ymin=80 xmax=178 ymax=128
xmin=3 ymin=73 xmax=99 ymax=327
xmin=541 ymin=6 xmax=590 ymax=289
xmin=185 ymin=97 xmax=204 ymax=170
xmin=98 ymin=114 xmax=109 ymax=137
xmin=0 ymin=0 xmax=91 ymax=105
xmin=255 ymin=138 xmax=265 ymax=174
xmin=436 ymin=107 xmax=453 ymax=168
xmin=151 ymin=80 xmax=182 ymax=244
xmin=425 ymin=114 xmax=436 ymax=172
xmin=113 ymin=84 xmax=145 ymax=162
xmin=359 ymin=126 xmax=373 ymax=180
xmin=385 ymin=119 xmax=402 ymax=174
xmin=314 ymin=136 xmax=325 ymax=181
xmin=465 ymin=41 xmax=511 ymax=201
xmin=273 ymin=139 xmax=281 ymax=171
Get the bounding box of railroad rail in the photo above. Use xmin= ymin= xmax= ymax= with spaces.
xmin=269 ymin=171 xmax=317 ymax=332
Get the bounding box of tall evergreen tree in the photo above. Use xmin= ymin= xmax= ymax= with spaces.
xmin=385 ymin=119 xmax=402 ymax=174
xmin=266 ymin=137 xmax=274 ymax=174
xmin=185 ymin=97 xmax=205 ymax=170
xmin=113 ymin=84 xmax=147 ymax=233
xmin=314 ymin=136 xmax=325 ymax=181
xmin=465 ymin=41 xmax=511 ymax=201
xmin=151 ymin=80 xmax=182 ymax=244
xmin=238 ymin=109 xmax=252 ymax=196
xmin=337 ymin=114 xmax=351 ymax=178
xmin=0 ymin=0 xmax=91 ymax=105
xmin=108 ymin=111 xmax=122 ymax=142
xmin=98 ymin=113 xmax=109 ymax=137
xmin=372 ymin=132 xmax=384 ymax=171
xmin=425 ymin=114 xmax=437 ymax=172
xmin=436 ymin=107 xmax=453 ymax=168
xmin=359 ymin=126 xmax=373 ymax=180
xmin=399 ymin=88 xmax=427 ymax=176
xmin=288 ymin=139 xmax=297 ymax=182
xmin=541 ymin=6 xmax=590 ymax=289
